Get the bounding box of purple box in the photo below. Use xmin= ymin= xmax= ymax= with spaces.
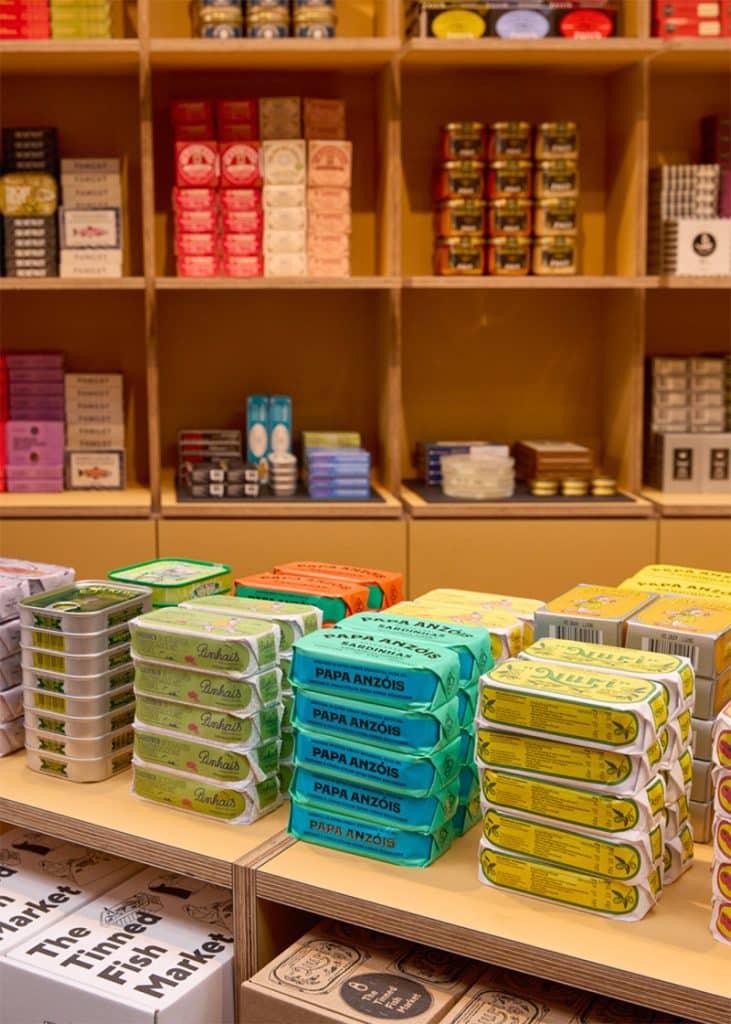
xmin=9 ymin=402 xmax=65 ymax=421
xmin=7 ymin=473 xmax=64 ymax=494
xmin=8 ymin=381 xmax=65 ymax=397
xmin=6 ymin=464 xmax=64 ymax=481
xmin=7 ymin=368 xmax=65 ymax=383
xmin=5 ymin=352 xmax=64 ymax=370
xmin=5 ymin=421 xmax=64 ymax=466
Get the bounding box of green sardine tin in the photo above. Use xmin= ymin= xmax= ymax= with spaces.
xmin=109 ymin=558 xmax=231 ymax=607
xmin=288 ymin=799 xmax=453 ymax=867
xmin=340 ymin=612 xmax=492 ymax=684
xmin=293 ymin=726 xmax=461 ymax=797
xmin=183 ymin=594 xmax=322 ymax=653
xmin=281 ymin=655 xmax=292 ymax=689
xmin=458 ymin=686 xmax=477 ymax=729
xmin=291 ymin=629 xmax=460 ymax=711
xmin=130 ymin=606 xmax=279 ymax=676
xmin=132 ymin=657 xmax=281 ymax=713
xmin=132 ymin=762 xmax=281 ymax=824
xmin=291 ymin=766 xmax=459 ymax=831
xmin=292 ymin=689 xmax=460 ymax=755
xmin=134 ymin=693 xmax=281 ymax=747
xmin=133 ymin=725 xmax=280 ymax=783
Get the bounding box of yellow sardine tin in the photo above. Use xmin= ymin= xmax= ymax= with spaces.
xmin=480 ymin=768 xmax=665 ymax=835
xmin=418 ymin=589 xmax=544 ymax=646
xmin=626 ymin=597 xmax=731 ymax=679
xmin=520 ymin=637 xmax=694 ymax=717
xmin=621 ymin=574 xmax=731 ymax=604
xmin=478 ymin=843 xmax=661 ymax=921
xmin=389 ymin=600 xmax=523 ymax=663
xmin=476 ymin=726 xmax=661 ymax=793
xmin=482 ymin=808 xmax=659 ymax=880
xmin=535 ymin=584 xmax=656 ymax=647
xmin=479 ymin=659 xmax=667 ymax=752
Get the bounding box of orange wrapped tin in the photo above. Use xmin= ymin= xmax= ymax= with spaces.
xmin=273 ymin=562 xmax=404 ymax=609
xmin=534 ymin=159 xmax=579 ymax=198
xmin=434 ymin=161 xmax=485 ymax=200
xmin=488 ymin=121 xmax=531 ymax=160
xmin=487 ymin=198 xmax=532 ymax=236
xmin=487 ymin=236 xmax=530 ymax=275
xmin=435 ymin=236 xmax=486 ymax=275
xmin=440 ymin=123 xmax=487 ymax=161
xmin=487 ymin=160 xmax=532 ymax=199
xmin=434 ymin=199 xmax=486 ymax=236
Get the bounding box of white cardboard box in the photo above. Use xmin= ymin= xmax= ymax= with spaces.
xmin=1 ymin=865 xmax=235 ymax=1024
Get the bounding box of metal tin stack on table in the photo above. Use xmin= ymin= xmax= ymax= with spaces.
xmin=433 ymin=121 xmax=579 ymax=276
xmin=0 ymin=559 xmax=75 ymax=757
xmin=18 ymin=580 xmax=151 ymax=781
xmin=711 ymin=700 xmax=731 ymax=943
xmin=129 ymin=605 xmax=285 ymax=823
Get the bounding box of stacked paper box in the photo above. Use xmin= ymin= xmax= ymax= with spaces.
xmin=4 ymin=350 xmax=65 ymax=492
xmin=647 ymin=356 xmax=729 ymax=435
xmin=2 ymin=127 xmax=59 ymax=278
xmin=711 ymin=700 xmax=731 ymax=943
xmin=1 ymin=864 xmax=236 ymax=1024
xmin=648 ymin=164 xmax=731 ymax=275
xmin=303 ymin=445 xmax=370 ymax=499
xmin=0 ymin=560 xmax=75 ymax=759
xmin=0 ymin=1 xmax=51 ymax=39
xmin=64 ymin=372 xmax=125 ymax=488
xmin=50 ymin=0 xmax=111 ymax=39
xmin=129 ymin=605 xmax=285 ymax=823
xmin=59 ymin=158 xmax=123 ymax=278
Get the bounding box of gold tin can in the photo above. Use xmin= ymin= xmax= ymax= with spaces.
xmin=434 ymin=161 xmax=485 ymax=200
xmin=488 ymin=121 xmax=532 ymax=160
xmin=533 ymin=236 xmax=578 ymax=276
xmin=435 ymin=235 xmax=486 ymax=275
xmin=487 ymin=198 xmax=532 ymax=236
xmin=535 ymin=197 xmax=578 ymax=236
xmin=534 ymin=159 xmax=579 ymax=198
xmin=487 ymin=236 xmax=530 ymax=275
xmin=440 ymin=123 xmax=487 ymax=161
xmin=535 ymin=122 xmax=579 ymax=160
xmin=434 ymin=199 xmax=487 ymax=236
xmin=487 ymin=160 xmax=532 ymax=199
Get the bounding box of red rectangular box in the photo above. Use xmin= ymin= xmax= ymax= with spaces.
xmin=219 ymin=189 xmax=262 ymax=213
xmin=175 ymin=209 xmax=218 ymax=233
xmin=223 ymin=254 xmax=264 ymax=278
xmin=172 ymin=187 xmax=218 ymax=213
xmin=176 ymin=254 xmax=220 ymax=278
xmin=220 ymin=141 xmax=262 ymax=189
xmin=175 ymin=232 xmax=218 ymax=257
xmin=221 ymin=233 xmax=262 ymax=257
xmin=221 ymin=208 xmax=263 ymax=234
xmin=171 ymin=100 xmax=214 ymax=126
xmin=216 ymin=99 xmax=258 ymax=126
xmin=174 ymin=121 xmax=216 ymax=142
xmin=219 ymin=122 xmax=259 ymax=142
xmin=175 ymin=140 xmax=219 ymax=188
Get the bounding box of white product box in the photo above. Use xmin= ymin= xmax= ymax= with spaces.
xmin=65 ymin=373 xmax=124 ymax=397
xmin=66 ymin=449 xmax=125 ymax=490
xmin=264 ymin=252 xmax=307 ymax=277
xmin=59 ymin=249 xmax=123 ymax=278
xmin=60 ymin=208 xmax=121 ymax=250
xmin=61 ymin=181 xmax=124 ymax=209
xmin=665 ymin=218 xmax=731 ymax=276
xmin=262 ymin=140 xmax=306 ymax=186
xmin=262 ymin=184 xmax=306 ymax=209
xmin=61 ymin=159 xmax=121 ymax=176
xmin=700 ymin=433 xmax=731 ymax=491
xmin=0 ymin=828 xmax=139 ymax=958
xmin=265 ymin=205 xmax=307 ymax=231
xmin=1 ymin=866 xmax=235 ymax=1024
xmin=263 ymin=228 xmax=306 ymax=254
xmin=644 ymin=432 xmax=702 ymax=492
xmin=66 ymin=424 xmax=126 ymax=449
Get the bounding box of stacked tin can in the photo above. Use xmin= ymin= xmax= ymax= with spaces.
xmin=189 ymin=1 xmax=337 ymax=38
xmin=711 ymin=700 xmax=731 ymax=944
xmin=18 ymin=579 xmax=150 ymax=781
xmin=1 ymin=126 xmax=59 ymax=278
xmin=434 ymin=121 xmax=579 ymax=276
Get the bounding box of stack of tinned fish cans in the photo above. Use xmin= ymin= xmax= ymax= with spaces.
xmin=476 ymin=626 xmax=672 ymax=918
xmin=711 ymin=699 xmax=731 ymax=943
xmin=19 ymin=578 xmax=149 ymax=780
xmin=388 ymin=589 xmax=544 ymax=835
xmin=0 ymin=559 xmax=74 ymax=756
xmin=50 ymin=0 xmax=112 ymax=38
xmin=1 ymin=126 xmax=59 ymax=278
xmin=59 ymin=158 xmax=123 ymax=279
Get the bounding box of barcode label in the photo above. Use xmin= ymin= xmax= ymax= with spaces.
xmin=32 ymin=693 xmax=67 ymax=713
xmin=549 ymin=624 xmax=604 ymax=643
xmin=642 ymin=637 xmax=699 ymax=668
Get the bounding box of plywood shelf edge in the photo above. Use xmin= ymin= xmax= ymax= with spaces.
xmin=400 ymin=484 xmax=655 ymax=519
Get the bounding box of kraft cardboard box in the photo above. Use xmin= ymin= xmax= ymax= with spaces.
xmin=0 ymin=828 xmax=139 ymax=956
xmin=240 ymin=919 xmax=481 ymax=1024
xmin=1 ymin=865 xmax=235 ymax=1024
xmin=440 ymin=965 xmax=591 ymax=1023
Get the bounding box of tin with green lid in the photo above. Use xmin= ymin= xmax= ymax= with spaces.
xmin=108 ymin=558 xmax=231 ymax=607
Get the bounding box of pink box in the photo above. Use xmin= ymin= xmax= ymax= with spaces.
xmin=221 ymin=233 xmax=262 ymax=258
xmin=6 ymin=352 xmax=63 ymax=369
xmin=10 ymin=401 xmax=65 ymax=421
xmin=219 ymin=189 xmax=262 ymax=213
xmin=220 ymin=141 xmax=262 ymax=189
xmin=172 ymin=188 xmax=218 ymax=213
xmin=216 ymin=99 xmax=258 ymax=125
xmin=175 ymin=141 xmax=219 ymax=189
xmin=175 ymin=122 xmax=216 ymax=142
xmin=7 ymin=471 xmax=64 ymax=493
xmin=307 ymin=233 xmax=350 ymax=259
xmin=6 ymin=421 xmax=64 ymax=466
xmin=176 ymin=254 xmax=220 ymax=278
xmin=9 ymin=380 xmax=64 ymax=396
xmin=223 ymin=254 xmax=264 ymax=278
xmin=308 ymin=208 xmax=352 ymax=235
xmin=221 ymin=209 xmax=263 ymax=235
xmin=219 ymin=123 xmax=258 ymax=142
xmin=174 ymin=232 xmax=218 ymax=257
xmin=307 ymin=254 xmax=351 ymax=277
xmin=307 ymin=141 xmax=352 ymax=188
xmin=307 ymin=187 xmax=351 ymax=214
xmin=171 ymin=100 xmax=214 ymax=125
xmin=7 ymin=367 xmax=64 ymax=382
xmin=175 ymin=209 xmax=218 ymax=233
xmin=6 ymin=463 xmax=64 ymax=481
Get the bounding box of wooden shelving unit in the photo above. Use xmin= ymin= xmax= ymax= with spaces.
xmin=1 ymin=0 xmax=729 ymax=579
xmin=401 ymin=483 xmax=653 ymax=519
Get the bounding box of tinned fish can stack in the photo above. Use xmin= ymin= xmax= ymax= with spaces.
xmin=434 ymin=121 xmax=579 ymax=276
xmin=18 ymin=579 xmax=151 ymax=781
xmin=1 ymin=126 xmax=59 ymax=279
xmin=711 ymin=700 xmax=731 ymax=943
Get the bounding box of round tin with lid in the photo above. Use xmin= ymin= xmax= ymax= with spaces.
xmin=534 ymin=160 xmax=579 ymax=198
xmin=435 ymin=236 xmax=486 ymax=275
xmin=440 ymin=123 xmax=487 ymax=161
xmin=532 ymin=235 xmax=578 ymax=275
xmin=434 ymin=199 xmax=487 ymax=236
xmin=535 ymin=197 xmax=578 ymax=236
xmin=488 ymin=122 xmax=532 ymax=160
xmin=535 ymin=122 xmax=579 ymax=160
xmin=487 ymin=236 xmax=530 ymax=275
xmin=487 ymin=160 xmax=532 ymax=199
xmin=487 ymin=198 xmax=532 ymax=236
xmin=434 ymin=161 xmax=485 ymax=200
xmin=293 ymin=7 xmax=337 ymax=37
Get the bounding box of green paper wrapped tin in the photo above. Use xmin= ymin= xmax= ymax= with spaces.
xmin=134 ymin=724 xmax=280 ymax=783
xmin=132 ymin=761 xmax=282 ymax=823
xmin=184 ymin=594 xmax=322 ymax=652
xmin=134 ymin=693 xmax=281 ymax=747
xmin=133 ymin=657 xmax=281 ymax=713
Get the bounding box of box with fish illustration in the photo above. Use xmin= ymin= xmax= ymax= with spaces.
xmin=66 ymin=450 xmax=124 ymax=490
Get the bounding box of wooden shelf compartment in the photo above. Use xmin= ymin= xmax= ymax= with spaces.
xmin=400 ymin=289 xmax=646 ymax=497
xmin=402 ymin=64 xmax=645 ymax=278
xmin=401 ymin=38 xmax=662 ymax=71
xmin=0 ymin=40 xmax=140 ymax=74
xmin=161 ymin=471 xmax=402 ymax=520
xmin=0 ymin=519 xmax=157 ymax=580
xmin=403 ymin=276 xmax=652 ymax=289
xmin=149 ymin=38 xmax=402 ymax=71
xmin=0 ymin=277 xmax=146 ymax=291
xmin=1 ymin=290 xmax=151 ymax=493
xmin=255 ymin=835 xmax=728 ymax=1024
xmin=650 ymin=40 xmax=731 ymax=73
xmin=0 ymin=751 xmax=288 ymax=888
xmin=401 ymin=483 xmax=654 ymax=519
